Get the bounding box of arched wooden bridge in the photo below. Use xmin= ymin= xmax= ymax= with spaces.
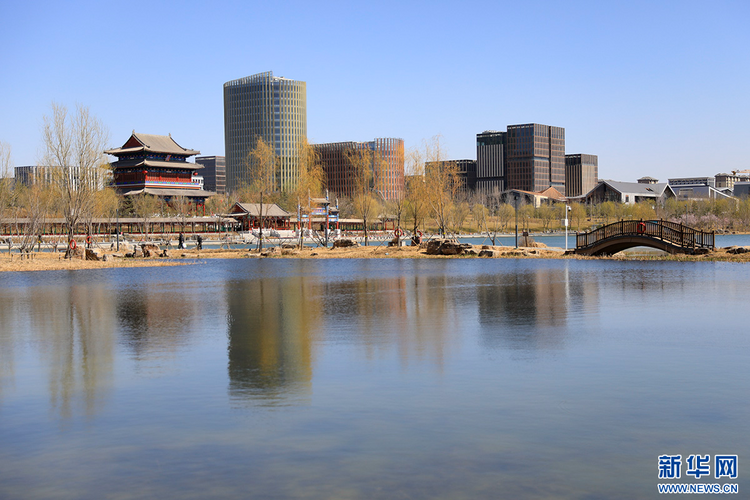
xmin=575 ymin=220 xmax=715 ymax=256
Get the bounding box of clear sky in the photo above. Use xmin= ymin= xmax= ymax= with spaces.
xmin=1 ymin=0 xmax=748 ymax=182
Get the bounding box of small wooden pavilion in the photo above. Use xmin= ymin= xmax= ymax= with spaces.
xmin=230 ymin=203 xmax=292 ymax=231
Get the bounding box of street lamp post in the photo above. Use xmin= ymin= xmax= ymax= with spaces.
xmin=564 ymin=204 xmax=571 ymax=252
xmin=116 ymin=208 xmax=120 ymax=252
xmin=514 ymin=194 xmax=519 ymax=248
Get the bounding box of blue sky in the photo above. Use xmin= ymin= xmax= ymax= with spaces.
xmin=1 ymin=0 xmax=748 ymax=181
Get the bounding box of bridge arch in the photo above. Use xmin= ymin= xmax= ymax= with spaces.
xmin=575 ymin=220 xmax=714 ymax=256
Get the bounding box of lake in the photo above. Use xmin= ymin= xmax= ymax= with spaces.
xmin=0 ymin=258 xmax=748 ymax=499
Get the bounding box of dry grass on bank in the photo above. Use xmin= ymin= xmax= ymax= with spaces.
xmin=0 ymin=251 xmax=187 ymax=273
xmin=2 ymin=243 xmax=750 ymax=273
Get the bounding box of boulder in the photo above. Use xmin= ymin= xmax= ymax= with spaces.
xmin=65 ymin=246 xmax=85 ymax=259
xmin=726 ymin=246 xmax=749 ymax=254
xmin=141 ymin=244 xmax=160 ymax=257
xmin=425 ymin=239 xmax=473 ymax=256
xmin=334 ymin=238 xmax=359 ymax=248
xmin=133 ymin=247 xmax=144 ymax=258
xmin=85 ymin=248 xmax=103 ymax=261
xmin=478 ymin=249 xmax=497 ymax=258
xmin=424 ymin=239 xmax=451 ymax=255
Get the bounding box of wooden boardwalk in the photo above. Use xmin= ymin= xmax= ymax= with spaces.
xmin=575 ymin=220 xmax=715 ymax=256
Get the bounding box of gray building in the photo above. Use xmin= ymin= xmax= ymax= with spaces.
xmin=565 ymin=154 xmax=598 ymax=197
xmin=476 ymin=130 xmax=506 ymax=194
xmin=195 ymin=156 xmax=226 ymax=195
xmin=733 ymin=182 xmax=750 ymax=198
xmin=475 ymin=124 xmax=565 ymax=195
xmin=223 ymin=71 xmax=307 ymax=193
xmin=506 ymin=123 xmax=565 ymax=193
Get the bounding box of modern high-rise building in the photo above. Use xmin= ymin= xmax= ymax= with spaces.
xmin=223 ymin=71 xmax=307 ymax=193
xmin=505 ymin=123 xmax=565 ymax=193
xmin=475 ymin=123 xmax=565 ymax=195
xmin=314 ymin=138 xmax=405 ymax=201
xmin=195 ymin=156 xmax=226 ymax=194
xmin=476 ymin=130 xmax=506 ymax=194
xmin=565 ymin=154 xmax=598 ymax=197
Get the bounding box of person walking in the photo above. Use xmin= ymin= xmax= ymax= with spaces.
xmin=178 ymin=232 xmax=185 ymax=249
xmin=196 ymin=234 xmax=203 ymax=251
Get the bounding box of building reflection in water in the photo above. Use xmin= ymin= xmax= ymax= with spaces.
xmin=226 ymin=275 xmax=320 ymax=405
xmin=320 ymin=272 xmax=463 ymax=370
xmin=476 ymin=264 xmax=599 ymax=351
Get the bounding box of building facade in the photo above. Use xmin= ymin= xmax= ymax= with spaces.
xmin=564 ymin=154 xmax=598 ymax=197
xmin=194 ymin=156 xmax=226 ymax=194
xmin=474 ymin=124 xmax=565 ymax=195
xmin=314 ymin=138 xmax=405 ymax=201
xmin=505 ymin=123 xmax=565 ymax=193
xmin=476 ymin=131 xmax=506 ymax=194
xmin=15 ymin=164 xmax=109 ymax=190
xmin=105 ymin=132 xmax=212 ymax=204
xmin=223 ymin=71 xmax=307 ymax=193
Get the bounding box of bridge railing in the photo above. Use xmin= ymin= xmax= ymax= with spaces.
xmin=576 ymin=220 xmax=714 ymax=251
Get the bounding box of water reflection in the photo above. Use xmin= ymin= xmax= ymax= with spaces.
xmin=321 ymin=272 xmax=463 ymax=369
xmin=226 ymin=275 xmax=320 ymax=405
xmin=476 ymin=264 xmax=600 ymax=350
xmin=0 ymin=277 xmax=116 ymax=420
xmin=116 ymin=284 xmax=202 ymax=358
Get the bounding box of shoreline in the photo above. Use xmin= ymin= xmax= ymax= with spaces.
xmin=2 ymin=242 xmax=750 ymax=273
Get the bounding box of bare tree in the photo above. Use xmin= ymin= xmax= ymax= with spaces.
xmin=42 ymin=103 xmax=109 ymax=256
xmin=404 ymin=148 xmax=429 ymax=242
xmin=422 ymin=136 xmax=459 ymax=237
xmin=93 ymin=188 xmax=120 ymax=237
xmin=0 ymin=142 xmax=15 ymax=251
xmin=16 ymin=182 xmax=56 ymax=254
xmin=131 ymin=193 xmax=159 ymax=239
xmin=450 ymin=201 xmax=470 ymax=233
xmin=291 ymin=139 xmax=326 ymax=247
xmin=246 ymin=136 xmax=279 ymax=251
xmin=169 ymin=194 xmax=193 ymax=235
xmin=345 ymin=145 xmax=384 ymax=246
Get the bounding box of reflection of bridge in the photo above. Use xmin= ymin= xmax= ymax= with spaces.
xmin=575 ymin=220 xmax=715 ymax=256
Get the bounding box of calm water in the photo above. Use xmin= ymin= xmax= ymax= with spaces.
xmin=1 ymin=258 xmax=748 ymax=499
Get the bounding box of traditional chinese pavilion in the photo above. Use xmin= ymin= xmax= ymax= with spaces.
xmin=105 ymin=132 xmax=214 ymax=204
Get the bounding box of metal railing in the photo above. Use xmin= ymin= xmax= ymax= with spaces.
xmin=576 ymin=220 xmax=714 ymax=251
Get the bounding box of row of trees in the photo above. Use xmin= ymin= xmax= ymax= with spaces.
xmin=5 ymin=106 xmax=750 ymax=255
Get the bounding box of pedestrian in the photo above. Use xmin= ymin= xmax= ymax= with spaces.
xmin=178 ymin=232 xmax=185 ymax=249
xmin=196 ymin=234 xmax=203 ymax=251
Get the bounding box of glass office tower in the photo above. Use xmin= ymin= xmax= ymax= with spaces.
xmin=223 ymin=71 xmax=307 ymax=193
xmin=505 ymin=123 xmax=565 ymax=193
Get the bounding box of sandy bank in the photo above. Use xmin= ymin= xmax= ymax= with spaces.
xmin=2 ymin=243 xmax=750 ymax=273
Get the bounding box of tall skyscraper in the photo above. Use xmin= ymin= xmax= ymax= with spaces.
xmin=223 ymin=71 xmax=307 ymax=193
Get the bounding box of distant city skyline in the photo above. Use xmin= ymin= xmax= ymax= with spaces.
xmin=1 ymin=1 xmax=749 ymax=183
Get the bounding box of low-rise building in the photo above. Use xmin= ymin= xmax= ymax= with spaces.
xmin=582 ymin=180 xmax=675 ymax=205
